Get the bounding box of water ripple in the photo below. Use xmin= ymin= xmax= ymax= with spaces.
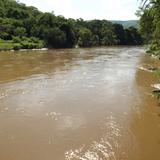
xmin=65 ymin=115 xmax=124 ymax=160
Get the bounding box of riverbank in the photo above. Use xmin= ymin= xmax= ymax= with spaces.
xmin=146 ymin=43 xmax=160 ymax=59
xmin=140 ymin=51 xmax=160 ymax=100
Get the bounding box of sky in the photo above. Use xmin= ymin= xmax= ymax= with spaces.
xmin=19 ymin=0 xmax=140 ymax=20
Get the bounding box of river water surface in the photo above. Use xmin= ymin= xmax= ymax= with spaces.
xmin=0 ymin=47 xmax=160 ymax=160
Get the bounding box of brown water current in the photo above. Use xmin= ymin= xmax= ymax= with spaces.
xmin=0 ymin=47 xmax=160 ymax=160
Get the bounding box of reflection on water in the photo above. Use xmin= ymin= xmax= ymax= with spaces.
xmin=65 ymin=115 xmax=123 ymax=160
xmin=0 ymin=47 xmax=160 ymax=160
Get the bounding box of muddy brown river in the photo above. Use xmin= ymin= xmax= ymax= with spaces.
xmin=0 ymin=47 xmax=160 ymax=160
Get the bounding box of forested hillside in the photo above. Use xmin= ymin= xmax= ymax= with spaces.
xmin=0 ymin=0 xmax=143 ymax=50
xmin=111 ymin=20 xmax=139 ymax=28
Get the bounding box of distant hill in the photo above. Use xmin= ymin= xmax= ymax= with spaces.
xmin=111 ymin=20 xmax=139 ymax=28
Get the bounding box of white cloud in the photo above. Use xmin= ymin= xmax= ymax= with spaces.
xmin=19 ymin=0 xmax=73 ymax=11
xmin=19 ymin=0 xmax=139 ymax=20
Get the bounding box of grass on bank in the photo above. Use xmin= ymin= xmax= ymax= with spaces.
xmin=152 ymin=69 xmax=160 ymax=100
xmin=146 ymin=41 xmax=160 ymax=58
xmin=0 ymin=37 xmax=45 ymax=51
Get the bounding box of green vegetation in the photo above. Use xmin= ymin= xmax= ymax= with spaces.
xmin=0 ymin=37 xmax=44 ymax=51
xmin=153 ymin=69 xmax=160 ymax=78
xmin=139 ymin=0 xmax=160 ymax=100
xmin=139 ymin=0 xmax=160 ymax=55
xmin=0 ymin=39 xmax=14 ymax=50
xmin=152 ymin=68 xmax=160 ymax=100
xmin=0 ymin=0 xmax=143 ymax=50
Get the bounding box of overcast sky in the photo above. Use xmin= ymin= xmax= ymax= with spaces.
xmin=19 ymin=0 xmax=140 ymax=20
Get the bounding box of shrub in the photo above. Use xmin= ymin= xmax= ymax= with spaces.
xmin=13 ymin=43 xmax=22 ymax=50
xmin=12 ymin=36 xmax=21 ymax=43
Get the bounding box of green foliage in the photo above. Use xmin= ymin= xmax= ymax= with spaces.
xmin=139 ymin=9 xmax=154 ymax=43
xmin=0 ymin=37 xmax=44 ymax=50
xmin=153 ymin=69 xmax=160 ymax=78
xmin=113 ymin=24 xmax=126 ymax=45
xmin=101 ymin=28 xmax=117 ymax=45
xmin=0 ymin=39 xmax=14 ymax=50
xmin=13 ymin=43 xmax=22 ymax=50
xmin=45 ymin=27 xmax=67 ymax=48
xmin=60 ymin=23 xmax=76 ymax=48
xmin=139 ymin=0 xmax=160 ymax=54
xmin=78 ymin=28 xmax=93 ymax=47
xmin=0 ymin=0 xmax=144 ymax=50
xmin=19 ymin=37 xmax=44 ymax=49
xmin=124 ymin=27 xmax=143 ymax=45
xmin=14 ymin=27 xmax=26 ymax=37
xmin=12 ymin=36 xmax=21 ymax=43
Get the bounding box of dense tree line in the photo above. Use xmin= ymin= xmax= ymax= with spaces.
xmin=0 ymin=0 xmax=143 ymax=50
xmin=139 ymin=0 xmax=160 ymax=54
